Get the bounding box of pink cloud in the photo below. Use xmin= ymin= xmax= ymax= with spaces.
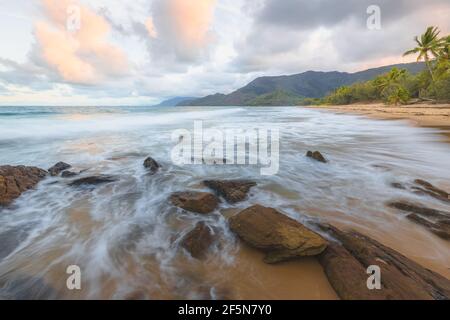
xmin=35 ymin=0 xmax=128 ymax=85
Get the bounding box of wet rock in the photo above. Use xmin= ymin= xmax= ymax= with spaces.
xmin=317 ymin=223 xmax=450 ymax=300
xmin=318 ymin=243 xmax=388 ymax=300
xmin=390 ymin=179 xmax=449 ymax=204
xmin=48 ymin=162 xmax=71 ymax=176
xmin=388 ymin=201 xmax=450 ymax=240
xmin=143 ymin=157 xmax=160 ymax=174
xmin=387 ymin=201 xmax=449 ymax=220
xmin=0 ymin=165 xmax=47 ymax=207
xmin=229 ymin=205 xmax=327 ymax=263
xmin=391 ymin=182 xmax=406 ymax=190
xmin=69 ymin=175 xmax=117 ymax=187
xmin=306 ymin=151 xmax=327 ymax=163
xmin=61 ymin=171 xmax=78 ymax=178
xmin=412 ymin=179 xmax=449 ymax=203
xmin=180 ymin=222 xmax=215 ymax=259
xmin=203 ymin=180 xmax=256 ymax=204
xmin=170 ymin=191 xmax=218 ymax=214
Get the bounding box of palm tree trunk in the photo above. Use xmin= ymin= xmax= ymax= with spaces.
xmin=425 ymin=57 xmax=436 ymax=81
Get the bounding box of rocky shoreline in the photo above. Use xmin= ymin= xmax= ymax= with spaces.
xmin=1 ymin=152 xmax=450 ymax=300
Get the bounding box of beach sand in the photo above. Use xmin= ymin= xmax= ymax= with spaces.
xmin=308 ymin=103 xmax=450 ymax=141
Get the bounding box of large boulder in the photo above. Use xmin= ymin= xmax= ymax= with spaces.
xmin=170 ymin=191 xmax=218 ymax=214
xmin=143 ymin=157 xmax=160 ymax=174
xmin=317 ymin=223 xmax=450 ymax=300
xmin=229 ymin=205 xmax=327 ymax=263
xmin=48 ymin=162 xmax=71 ymax=176
xmin=180 ymin=222 xmax=215 ymax=259
xmin=0 ymin=166 xmax=47 ymax=207
xmin=306 ymin=151 xmax=327 ymax=163
xmin=203 ymin=180 xmax=256 ymax=204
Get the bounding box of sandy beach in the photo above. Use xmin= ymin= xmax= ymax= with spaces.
xmin=308 ymin=103 xmax=450 ymax=141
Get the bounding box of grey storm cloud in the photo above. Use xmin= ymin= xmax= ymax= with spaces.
xmin=233 ymin=0 xmax=450 ymax=73
xmin=256 ymin=0 xmax=448 ymax=29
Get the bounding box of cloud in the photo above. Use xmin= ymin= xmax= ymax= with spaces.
xmin=233 ymin=0 xmax=450 ymax=73
xmin=35 ymin=0 xmax=129 ymax=85
xmin=146 ymin=0 xmax=217 ymax=66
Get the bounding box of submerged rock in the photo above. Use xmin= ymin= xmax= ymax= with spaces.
xmin=316 ymin=223 xmax=450 ymax=300
xmin=0 ymin=165 xmax=47 ymax=207
xmin=170 ymin=191 xmax=218 ymax=214
xmin=388 ymin=201 xmax=450 ymax=240
xmin=69 ymin=175 xmax=117 ymax=187
xmin=48 ymin=162 xmax=71 ymax=176
xmin=143 ymin=157 xmax=160 ymax=174
xmin=390 ymin=179 xmax=449 ymax=203
xmin=229 ymin=205 xmax=327 ymax=263
xmin=180 ymin=222 xmax=215 ymax=259
xmin=306 ymin=151 xmax=328 ymax=163
xmin=413 ymin=179 xmax=449 ymax=203
xmin=203 ymin=180 xmax=256 ymax=204
xmin=61 ymin=171 xmax=78 ymax=178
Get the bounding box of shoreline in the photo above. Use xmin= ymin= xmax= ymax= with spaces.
xmin=306 ymin=103 xmax=450 ymax=142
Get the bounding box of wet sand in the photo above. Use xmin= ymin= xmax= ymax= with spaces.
xmin=308 ymin=103 xmax=450 ymax=142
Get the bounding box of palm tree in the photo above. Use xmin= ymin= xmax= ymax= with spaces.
xmin=403 ymin=26 xmax=441 ymax=81
xmin=438 ymin=36 xmax=450 ymax=60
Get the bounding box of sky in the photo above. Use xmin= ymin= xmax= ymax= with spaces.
xmin=0 ymin=0 xmax=449 ymax=106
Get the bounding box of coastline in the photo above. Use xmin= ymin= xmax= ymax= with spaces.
xmin=306 ymin=103 xmax=450 ymax=142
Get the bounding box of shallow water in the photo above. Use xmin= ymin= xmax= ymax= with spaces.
xmin=0 ymin=106 xmax=449 ymax=299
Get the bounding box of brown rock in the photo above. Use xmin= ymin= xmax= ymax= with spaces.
xmin=48 ymin=162 xmax=71 ymax=176
xmin=170 ymin=191 xmax=219 ymax=214
xmin=180 ymin=222 xmax=214 ymax=259
xmin=387 ymin=201 xmax=450 ymax=240
xmin=0 ymin=165 xmax=47 ymax=207
xmin=143 ymin=157 xmax=160 ymax=174
xmin=229 ymin=205 xmax=327 ymax=263
xmin=387 ymin=201 xmax=449 ymax=220
xmin=317 ymin=223 xmax=450 ymax=300
xmin=413 ymin=179 xmax=449 ymax=203
xmin=203 ymin=180 xmax=256 ymax=204
xmin=306 ymin=151 xmax=327 ymax=163
xmin=318 ymin=243 xmax=389 ymax=300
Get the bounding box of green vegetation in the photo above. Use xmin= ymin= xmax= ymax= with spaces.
xmin=315 ymin=26 xmax=450 ymax=106
xmin=247 ymin=90 xmax=305 ymax=106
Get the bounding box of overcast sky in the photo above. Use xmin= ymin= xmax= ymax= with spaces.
xmin=1 ymin=0 xmax=449 ymax=106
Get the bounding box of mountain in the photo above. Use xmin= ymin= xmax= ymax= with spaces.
xmin=180 ymin=62 xmax=425 ymax=106
xmin=154 ymin=97 xmax=198 ymax=107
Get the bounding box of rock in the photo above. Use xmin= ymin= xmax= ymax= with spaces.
xmin=317 ymin=223 xmax=450 ymax=300
xmin=413 ymin=179 xmax=449 ymax=203
xmin=390 ymin=179 xmax=449 ymax=203
xmin=48 ymin=162 xmax=71 ymax=176
xmin=180 ymin=222 xmax=215 ymax=259
xmin=203 ymin=180 xmax=256 ymax=204
xmin=61 ymin=171 xmax=78 ymax=178
xmin=318 ymin=243 xmax=389 ymax=300
xmin=69 ymin=175 xmax=117 ymax=187
xmin=229 ymin=205 xmax=327 ymax=263
xmin=387 ymin=201 xmax=450 ymax=240
xmin=0 ymin=165 xmax=47 ymax=207
xmin=387 ymin=201 xmax=449 ymax=219
xmin=306 ymin=151 xmax=327 ymax=163
xmin=143 ymin=157 xmax=160 ymax=174
xmin=170 ymin=191 xmax=218 ymax=214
